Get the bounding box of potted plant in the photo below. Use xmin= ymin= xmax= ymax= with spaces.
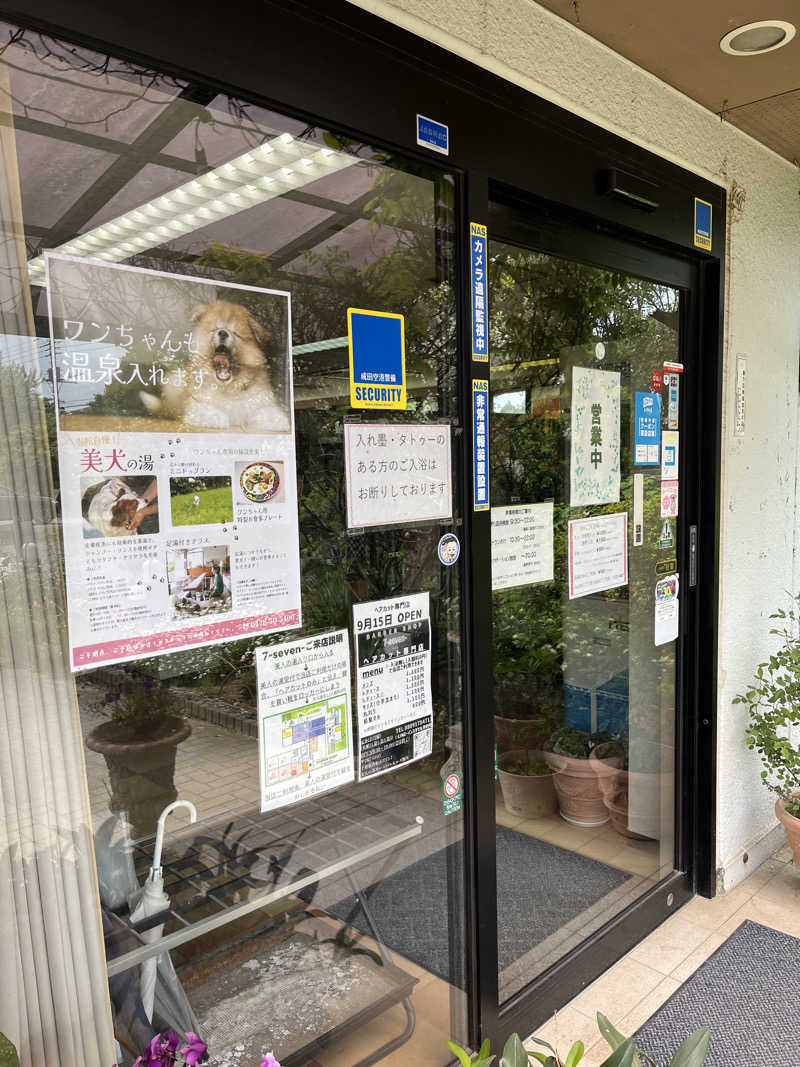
xmin=87 ymin=669 xmax=191 ymax=840
xmin=448 ymin=1012 xmax=710 ymax=1067
xmin=735 ymin=599 xmax=800 ymax=865
xmin=497 ymin=750 xmax=558 ymax=819
xmin=132 ymin=1029 xmax=281 ymax=1066
xmin=492 ymin=586 xmax=563 ymax=755
xmin=590 ymin=739 xmax=661 ymax=840
xmin=543 ymin=727 xmax=614 ymax=827
xmin=0 ymin=1032 xmax=19 ymax=1067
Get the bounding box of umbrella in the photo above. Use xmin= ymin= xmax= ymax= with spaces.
xmin=130 ymin=800 xmax=197 ymax=1023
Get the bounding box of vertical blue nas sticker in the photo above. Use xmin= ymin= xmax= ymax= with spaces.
xmin=694 ymin=198 xmax=712 ymax=251
xmin=472 ymin=379 xmax=489 ymax=511
xmin=470 ymin=222 xmax=488 ymax=361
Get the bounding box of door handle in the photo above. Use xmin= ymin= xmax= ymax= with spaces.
xmin=689 ymin=525 xmax=697 ymax=588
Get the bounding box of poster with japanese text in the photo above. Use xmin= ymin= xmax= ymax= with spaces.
xmin=568 ymin=512 xmax=628 ymax=599
xmin=46 ymin=254 xmax=301 ymax=670
xmin=344 ymin=423 xmax=452 ymax=529
xmin=256 ymin=631 xmax=354 ymax=812
xmin=491 ymin=503 xmax=554 ymax=590
xmin=570 ymin=366 xmax=620 ymax=506
xmin=353 ymin=593 xmax=433 ymax=780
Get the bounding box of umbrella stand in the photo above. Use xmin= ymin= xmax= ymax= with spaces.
xmin=130 ymin=800 xmax=197 ymax=1022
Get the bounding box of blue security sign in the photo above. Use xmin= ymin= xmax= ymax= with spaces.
xmin=634 ymin=391 xmax=661 ymax=466
xmin=472 ymin=379 xmax=489 ymax=511
xmin=694 ymin=197 xmax=712 ymax=251
xmin=347 ymin=307 xmax=406 ymax=409
xmin=416 ymin=114 xmax=449 ymax=155
xmin=470 ymin=222 xmax=488 ymax=362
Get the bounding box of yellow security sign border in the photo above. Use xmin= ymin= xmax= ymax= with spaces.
xmin=693 ymin=197 xmax=712 ymax=252
xmin=348 ymin=307 xmax=406 ymax=410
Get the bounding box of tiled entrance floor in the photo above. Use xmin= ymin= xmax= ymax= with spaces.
xmin=526 ymin=843 xmax=798 ymax=1065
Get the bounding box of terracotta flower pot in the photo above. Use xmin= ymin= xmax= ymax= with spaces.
xmin=498 ymin=749 xmax=558 ymax=819
xmin=776 ymin=792 xmax=800 ymax=867
xmin=87 ymin=717 xmax=191 ymax=839
xmin=588 ymin=748 xmax=625 ymax=799
xmin=544 ymin=751 xmax=609 ymax=827
xmin=494 ymin=714 xmax=550 ymax=756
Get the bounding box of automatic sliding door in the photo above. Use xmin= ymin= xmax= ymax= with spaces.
xmin=488 ymin=240 xmax=681 ymax=1002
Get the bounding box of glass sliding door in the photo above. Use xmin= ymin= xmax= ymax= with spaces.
xmin=0 ymin=23 xmax=468 ymax=1065
xmin=488 ymin=235 xmax=683 ymax=1004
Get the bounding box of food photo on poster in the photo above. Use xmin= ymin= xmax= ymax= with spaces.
xmin=46 ymin=254 xmax=302 ymax=670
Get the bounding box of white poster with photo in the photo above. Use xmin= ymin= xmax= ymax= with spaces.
xmin=256 ymin=631 xmax=355 ymax=812
xmin=46 ymin=254 xmax=301 ymax=670
xmin=344 ymin=423 xmax=452 ymax=529
xmin=353 ymin=593 xmax=433 ymax=780
xmin=570 ymin=366 xmax=621 ymax=506
xmin=568 ymin=512 xmax=628 ymax=599
xmin=491 ymin=503 xmax=554 ymax=590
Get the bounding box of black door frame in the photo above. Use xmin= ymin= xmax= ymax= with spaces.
xmin=477 ymin=192 xmax=711 ymax=1041
xmin=0 ymin=0 xmax=723 ymax=1051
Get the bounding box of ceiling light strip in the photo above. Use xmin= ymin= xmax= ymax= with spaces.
xmin=27 ymin=134 xmax=360 ymax=284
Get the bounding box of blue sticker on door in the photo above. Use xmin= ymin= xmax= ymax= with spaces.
xmin=634 ymin=391 xmax=661 ymax=466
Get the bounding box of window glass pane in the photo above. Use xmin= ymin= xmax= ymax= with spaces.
xmin=488 ymin=241 xmax=678 ymax=1003
xmin=1 ymin=24 xmax=466 ymax=1064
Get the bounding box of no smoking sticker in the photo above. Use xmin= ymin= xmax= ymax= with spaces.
xmin=442 ymin=771 xmax=462 ymax=816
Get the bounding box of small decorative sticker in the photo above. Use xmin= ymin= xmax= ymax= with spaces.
xmin=438 ymin=532 xmax=461 ymax=566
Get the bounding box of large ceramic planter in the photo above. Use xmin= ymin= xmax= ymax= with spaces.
xmin=544 ymin=751 xmax=609 ymax=827
xmin=497 ymin=749 xmax=557 ymax=819
xmin=589 ymin=751 xmax=658 ymax=839
xmin=776 ymin=792 xmax=800 ymax=867
xmin=494 ymin=714 xmax=549 ymax=756
xmin=87 ymin=717 xmax=191 ymax=839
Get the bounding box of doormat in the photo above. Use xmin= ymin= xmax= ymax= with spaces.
xmin=318 ymin=826 xmax=629 ymax=987
xmin=634 ymin=920 xmax=800 ymax=1066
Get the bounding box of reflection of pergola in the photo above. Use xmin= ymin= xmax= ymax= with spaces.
xmin=6 ymin=43 xmax=442 ymax=405
xmin=13 ymin=76 xmax=379 ymax=282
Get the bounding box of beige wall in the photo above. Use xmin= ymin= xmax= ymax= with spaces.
xmin=347 ymin=0 xmax=800 ymax=888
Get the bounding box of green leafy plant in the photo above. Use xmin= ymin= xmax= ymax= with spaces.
xmin=596 ymin=1013 xmax=709 ymax=1067
xmin=545 ymin=727 xmax=615 ymax=760
xmin=502 ymin=753 xmax=553 ymax=777
xmin=0 ymin=1032 xmax=20 ymax=1067
xmin=99 ymin=669 xmax=184 ymax=741
xmin=593 ymin=739 xmax=627 ymax=767
xmin=734 ymin=599 xmax=800 ymax=816
xmin=446 ymin=1013 xmax=710 ymax=1067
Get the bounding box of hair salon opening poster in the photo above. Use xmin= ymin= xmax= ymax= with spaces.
xmin=46 ymin=255 xmax=302 ymax=670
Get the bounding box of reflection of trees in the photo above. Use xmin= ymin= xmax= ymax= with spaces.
xmin=488 ymin=246 xmax=680 ymax=724
xmin=119 ymin=161 xmax=461 ymax=748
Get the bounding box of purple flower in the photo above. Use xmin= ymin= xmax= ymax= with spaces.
xmin=260 ymin=1054 xmax=281 ymax=1067
xmin=179 ymin=1032 xmax=207 ymax=1066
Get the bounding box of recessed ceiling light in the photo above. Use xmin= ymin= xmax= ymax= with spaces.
xmin=720 ymin=20 xmax=795 ymax=55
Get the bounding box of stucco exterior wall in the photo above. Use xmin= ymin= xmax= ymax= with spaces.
xmin=347 ymin=0 xmax=800 ymax=889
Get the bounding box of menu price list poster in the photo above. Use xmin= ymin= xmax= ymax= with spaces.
xmin=353 ymin=593 xmax=433 ymax=780
xmin=256 ymin=630 xmax=355 ymax=812
xmin=46 ymin=255 xmax=302 ymax=670
xmin=568 ymin=512 xmax=628 ymax=600
xmin=491 ymin=502 xmax=554 ymax=590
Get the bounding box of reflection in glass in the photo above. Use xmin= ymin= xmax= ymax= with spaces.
xmin=489 ymin=242 xmax=679 ymax=1002
xmin=1 ymin=24 xmax=466 ymax=1065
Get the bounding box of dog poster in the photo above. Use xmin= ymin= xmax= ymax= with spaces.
xmin=46 ymin=254 xmax=302 ymax=670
